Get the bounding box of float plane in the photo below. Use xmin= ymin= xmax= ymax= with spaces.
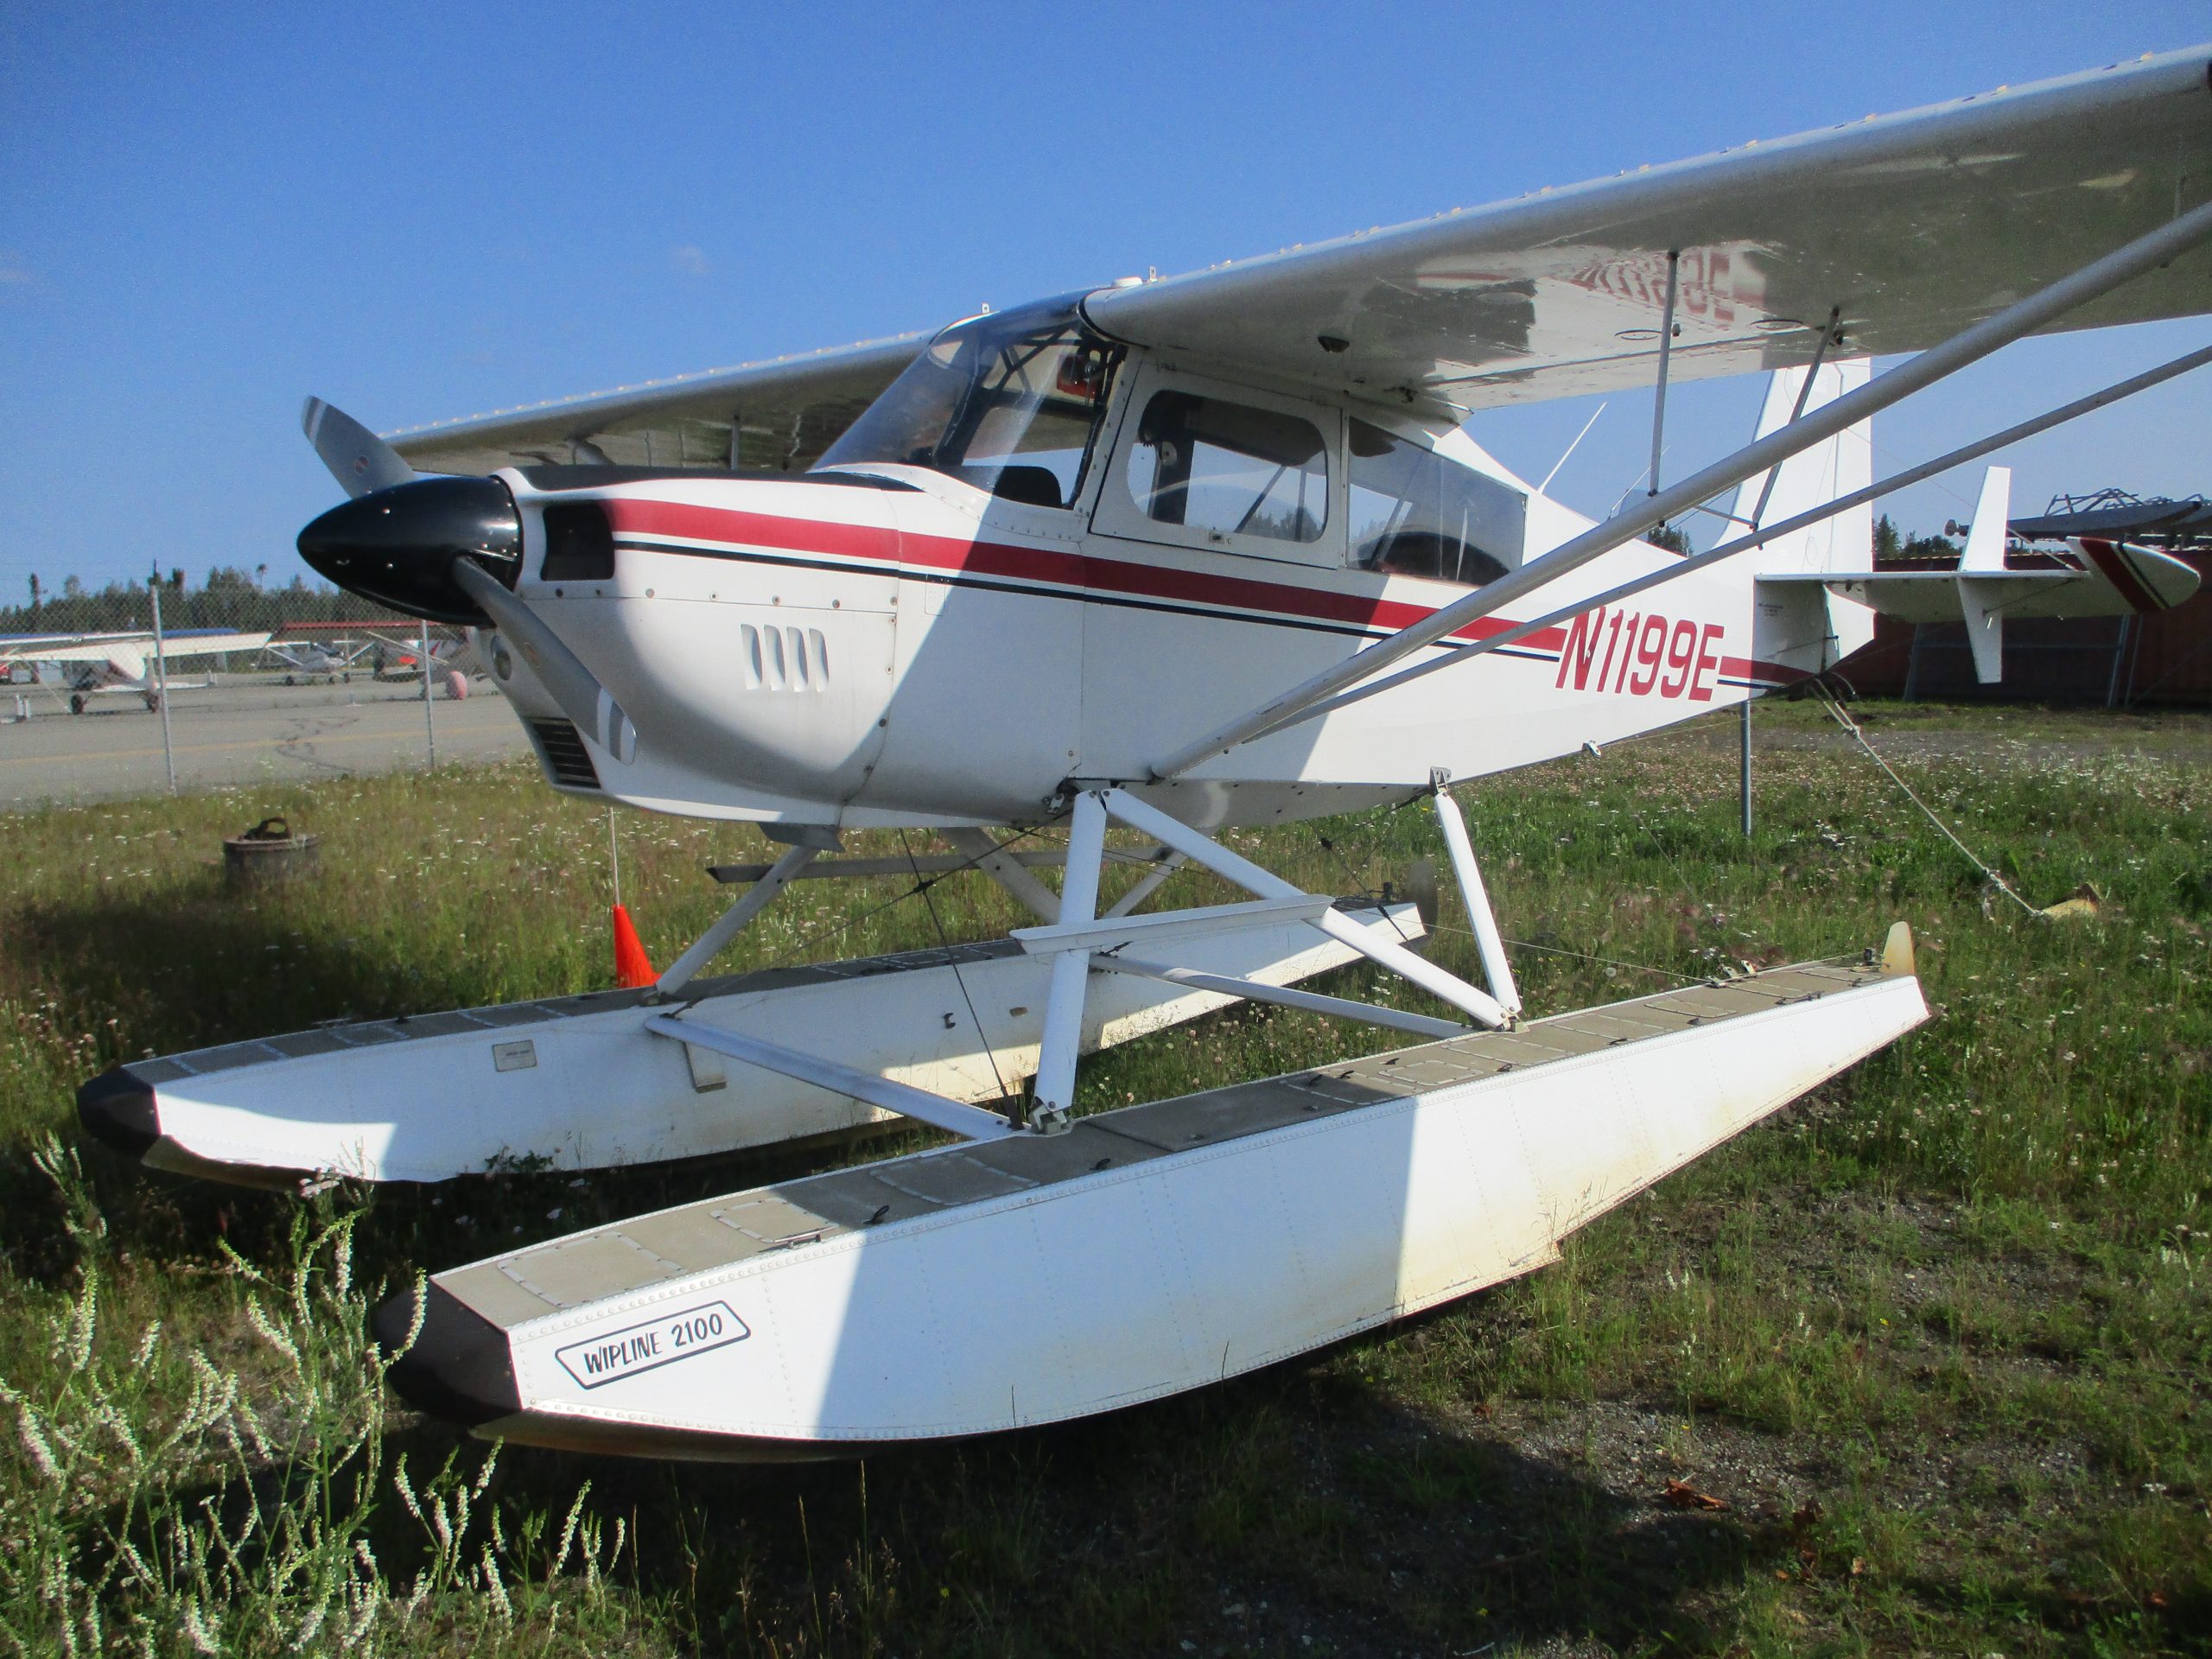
xmin=80 ymin=48 xmax=2212 ymax=1459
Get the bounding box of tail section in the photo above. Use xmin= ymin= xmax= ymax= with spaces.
xmin=1733 ymin=359 xmax=1876 ymax=677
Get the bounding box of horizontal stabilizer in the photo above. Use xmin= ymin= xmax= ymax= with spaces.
xmin=1775 ymin=543 xmax=2199 ymax=619
xmin=1764 ymin=501 xmax=2200 ymax=685
xmin=1804 ymin=562 xmax=2195 ymax=620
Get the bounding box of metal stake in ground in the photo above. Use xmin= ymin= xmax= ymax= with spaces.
xmin=418 ymin=620 xmax=436 ymax=766
xmin=1740 ymin=697 xmax=1752 ymax=838
xmin=149 ymin=580 xmax=176 ymax=794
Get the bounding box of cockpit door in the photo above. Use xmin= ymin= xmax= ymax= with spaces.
xmin=1089 ymin=364 xmax=1346 ymax=570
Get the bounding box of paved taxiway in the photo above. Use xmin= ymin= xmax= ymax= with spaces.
xmin=1 ymin=677 xmax=529 ymax=808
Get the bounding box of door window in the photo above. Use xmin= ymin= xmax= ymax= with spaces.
xmin=1123 ymin=391 xmax=1328 ymax=544
xmin=1349 ymin=421 xmax=1524 ymax=586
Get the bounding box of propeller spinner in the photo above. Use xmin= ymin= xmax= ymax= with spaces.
xmin=296 ymin=400 xmax=639 ymax=764
xmin=297 ymin=472 xmax=523 ymax=624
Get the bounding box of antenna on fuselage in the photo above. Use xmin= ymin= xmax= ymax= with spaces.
xmin=1540 ymin=401 xmax=1609 ymax=495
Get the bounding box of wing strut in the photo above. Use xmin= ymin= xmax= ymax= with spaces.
xmin=1646 ymin=250 xmax=1680 ymax=499
xmin=1150 ymin=198 xmax=2212 ymax=781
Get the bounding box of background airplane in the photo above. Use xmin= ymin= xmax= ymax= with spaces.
xmin=0 ymin=626 xmax=272 ymax=714
xmin=257 ymin=625 xmax=483 ymax=695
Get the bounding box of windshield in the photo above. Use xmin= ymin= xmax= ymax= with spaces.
xmin=815 ymin=296 xmax=1122 ymax=508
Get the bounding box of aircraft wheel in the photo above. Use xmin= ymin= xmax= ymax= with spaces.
xmin=143 ymin=691 xmax=161 ymax=713
xmin=283 ymin=674 xmax=296 ymax=686
xmin=442 ymin=669 xmax=468 ymax=701
xmin=69 ymin=694 xmax=85 ymax=715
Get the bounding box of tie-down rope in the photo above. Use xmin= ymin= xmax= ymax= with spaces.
xmin=1805 ymin=683 xmax=2042 ymax=918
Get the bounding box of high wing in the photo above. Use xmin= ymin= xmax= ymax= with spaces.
xmin=1083 ymin=49 xmax=2212 ymax=419
xmin=372 ymin=51 xmax=2209 ymax=475
xmin=385 ymin=333 xmax=926 ymax=476
xmin=0 ymin=629 xmax=273 ymax=665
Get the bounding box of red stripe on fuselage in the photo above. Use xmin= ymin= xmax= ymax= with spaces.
xmin=600 ymin=496 xmax=1809 ymax=686
xmin=602 ymin=497 xmax=1569 ymax=651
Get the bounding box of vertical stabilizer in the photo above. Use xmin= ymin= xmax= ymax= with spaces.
xmin=1737 ymin=358 xmax=1877 ymax=676
xmin=1955 ymin=466 xmax=2012 ymax=683
xmin=1958 ymin=467 xmax=2010 ymax=573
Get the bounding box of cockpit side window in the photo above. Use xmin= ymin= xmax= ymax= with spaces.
xmin=1349 ymin=421 xmax=1525 ymax=587
xmin=814 ymin=298 xmax=1122 ymax=508
xmin=1124 ymin=391 xmax=1329 ymax=543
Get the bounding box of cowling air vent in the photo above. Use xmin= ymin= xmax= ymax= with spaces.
xmin=540 ymin=502 xmax=615 ymax=582
xmin=527 ymin=719 xmax=601 ymax=791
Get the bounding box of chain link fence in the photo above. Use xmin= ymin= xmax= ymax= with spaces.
xmin=2 ymin=569 xmax=524 ymax=809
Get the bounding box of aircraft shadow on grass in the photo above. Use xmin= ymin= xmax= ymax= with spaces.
xmin=35 ymin=1357 xmax=1771 ymax=1651
xmin=61 ymin=1372 xmax=2202 ymax=1648
xmin=452 ymin=1366 xmax=1770 ymax=1649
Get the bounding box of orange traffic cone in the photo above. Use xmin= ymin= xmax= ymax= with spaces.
xmin=612 ymin=904 xmax=656 ymax=988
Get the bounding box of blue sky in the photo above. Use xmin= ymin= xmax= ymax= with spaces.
xmin=3 ymin=2 xmax=2209 ymax=593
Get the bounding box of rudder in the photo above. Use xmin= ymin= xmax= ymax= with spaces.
xmin=1733 ymin=359 xmax=1877 ymax=677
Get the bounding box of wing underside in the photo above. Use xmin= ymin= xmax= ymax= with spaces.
xmin=1084 ymin=49 xmax=2212 ymax=419
xmin=372 ymin=49 xmax=2212 ymax=472
xmin=384 ymin=334 xmax=926 ymax=478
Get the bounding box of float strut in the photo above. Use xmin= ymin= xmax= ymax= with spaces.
xmin=1029 ymin=792 xmax=1108 ymax=1132
xmin=944 ymin=827 xmax=1064 ymax=923
xmin=1430 ymin=773 xmax=1520 ymax=1020
xmin=1101 ymin=788 xmax=1507 ymax=1030
xmin=655 ymin=840 xmax=823 ymax=997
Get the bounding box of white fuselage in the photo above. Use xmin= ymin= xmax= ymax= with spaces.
xmin=487 ymin=350 xmax=1808 ymax=831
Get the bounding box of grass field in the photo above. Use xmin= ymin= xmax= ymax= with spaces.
xmin=1 ymin=699 xmax=2207 ymax=1656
